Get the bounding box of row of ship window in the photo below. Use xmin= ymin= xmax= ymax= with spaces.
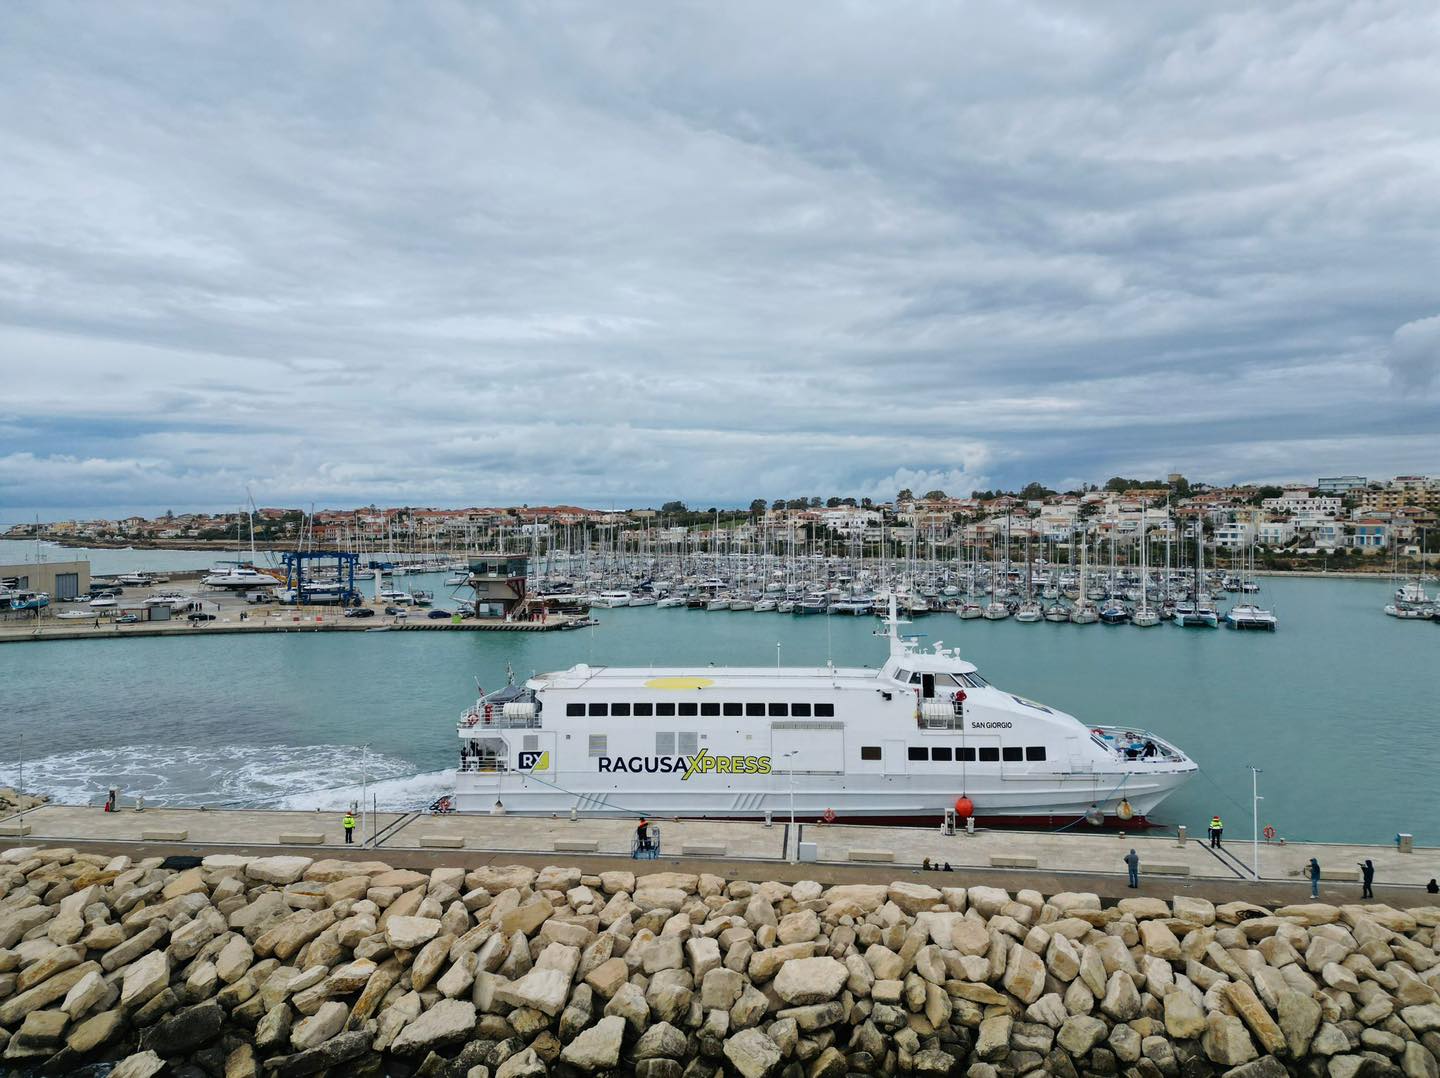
xmin=868 ymin=745 xmax=1048 ymax=762
xmin=565 ymin=701 xmax=836 ymax=718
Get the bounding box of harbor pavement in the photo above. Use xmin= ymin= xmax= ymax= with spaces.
xmin=3 ymin=804 xmax=1437 ymax=907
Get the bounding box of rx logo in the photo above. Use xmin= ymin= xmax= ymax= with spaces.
xmin=517 ymin=750 xmax=549 ymax=772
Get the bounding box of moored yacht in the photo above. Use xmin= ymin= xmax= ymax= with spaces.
xmin=451 ymin=598 xmax=1197 ymax=826
xmin=202 ymin=564 xmax=278 ymax=590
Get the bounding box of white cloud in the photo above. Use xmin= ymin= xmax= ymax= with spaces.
xmin=1385 ymin=315 xmax=1440 ymax=391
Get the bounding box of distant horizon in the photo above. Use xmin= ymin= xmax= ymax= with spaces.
xmin=1 ymin=470 xmax=1424 ymax=529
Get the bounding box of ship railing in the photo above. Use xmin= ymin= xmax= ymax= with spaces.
xmin=459 ymin=759 xmax=507 ymax=773
xmin=458 ymin=706 xmax=541 ymax=730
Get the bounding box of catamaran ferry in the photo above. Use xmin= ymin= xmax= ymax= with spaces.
xmin=452 ymin=600 xmax=1197 ymax=827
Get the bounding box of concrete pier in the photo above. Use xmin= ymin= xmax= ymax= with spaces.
xmin=5 ymin=804 xmax=1435 ymax=904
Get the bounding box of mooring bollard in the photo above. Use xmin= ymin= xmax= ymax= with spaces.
xmin=1176 ymin=825 xmax=1187 ymax=846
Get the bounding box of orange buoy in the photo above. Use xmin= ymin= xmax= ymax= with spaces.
xmin=954 ymin=796 xmax=974 ymax=820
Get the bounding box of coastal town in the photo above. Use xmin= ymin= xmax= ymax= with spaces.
xmin=7 ymin=473 xmax=1436 ymax=568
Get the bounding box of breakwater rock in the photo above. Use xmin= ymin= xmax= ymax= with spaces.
xmin=1 ymin=847 xmax=1439 ymax=1077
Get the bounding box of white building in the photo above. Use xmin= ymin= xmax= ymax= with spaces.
xmin=1316 ymin=475 xmax=1367 ymax=494
xmin=1261 ymin=492 xmax=1343 ymax=516
xmin=1213 ymin=522 xmax=1255 ymax=548
xmin=1255 ymin=521 xmax=1296 ymax=546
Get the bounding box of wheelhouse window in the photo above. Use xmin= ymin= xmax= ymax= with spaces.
xmin=931 ymin=746 xmax=953 ymax=761
xmin=566 ymin=703 xmax=585 ymax=717
xmin=978 ymin=747 xmax=999 ymax=762
xmin=1002 ymin=746 xmax=1023 ymax=762
xmin=907 ymin=746 xmax=928 ymax=761
xmin=745 ymin=703 xmax=765 ymax=717
xmin=1025 ymin=746 xmax=1047 ymax=761
xmin=791 ymin=703 xmax=812 ymax=717
xmin=723 ymin=702 xmax=743 ymax=717
xmin=860 ymin=746 xmax=882 ymax=761
xmin=958 ymin=747 xmax=976 ymax=761
xmin=815 ymin=703 xmax=835 ymax=717
xmin=768 ymin=703 xmax=788 ymax=717
xmin=611 ymin=702 xmax=631 ymax=717
xmin=633 ymin=703 xmax=654 ymax=717
xmin=678 ymin=702 xmax=698 ymax=717
xmin=656 ymin=702 xmax=676 ymax=717
xmin=587 ymin=703 xmax=607 ymax=717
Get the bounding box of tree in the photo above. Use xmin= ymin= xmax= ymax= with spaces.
xmin=860 ymin=497 xmax=874 ymax=508
xmin=660 ymin=501 xmax=687 ymax=514
xmin=1250 ymin=485 xmax=1283 ymax=504
xmin=749 ymin=498 xmax=768 ymax=516
xmin=896 ymin=488 xmax=914 ymax=502
xmin=840 ymin=497 xmax=857 ymax=507
xmin=825 ymin=496 xmax=842 ymax=508
xmin=808 ymin=496 xmax=822 ymax=508
xmin=923 ymin=489 xmax=946 ymax=500
xmin=1019 ymin=482 xmax=1055 ymax=501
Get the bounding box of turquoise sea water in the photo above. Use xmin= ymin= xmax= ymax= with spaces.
xmin=0 ymin=573 xmax=1433 ymax=844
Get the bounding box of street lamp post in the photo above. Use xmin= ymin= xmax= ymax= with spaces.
xmin=361 ymin=743 xmax=371 ymax=848
xmin=783 ymin=750 xmax=798 ymax=862
xmin=1250 ymin=766 xmax=1263 ymax=879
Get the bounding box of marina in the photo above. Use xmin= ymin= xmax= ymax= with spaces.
xmin=0 ymin=572 xmax=1432 ymax=845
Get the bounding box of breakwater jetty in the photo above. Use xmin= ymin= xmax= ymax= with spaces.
xmin=3 ymin=842 xmax=1440 ymax=1077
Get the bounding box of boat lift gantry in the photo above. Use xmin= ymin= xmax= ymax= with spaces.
xmin=281 ymin=550 xmax=361 ymax=606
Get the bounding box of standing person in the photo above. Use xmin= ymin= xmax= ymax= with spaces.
xmin=1428 ymin=879 xmax=1438 ymax=894
xmin=1359 ymin=859 xmax=1375 ymax=899
xmin=1124 ymin=848 xmax=1140 ymax=889
xmin=636 ymin=818 xmax=650 ymax=852
xmin=1209 ymin=815 xmax=1224 ymax=848
xmin=1308 ymin=858 xmax=1321 ymax=899
xmin=343 ymin=811 xmax=356 ymax=845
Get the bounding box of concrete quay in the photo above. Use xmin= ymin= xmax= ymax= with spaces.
xmin=4 ymin=805 xmax=1436 ymax=907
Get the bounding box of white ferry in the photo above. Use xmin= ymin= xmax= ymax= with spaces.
xmin=452 ymin=600 xmax=1197 ymax=827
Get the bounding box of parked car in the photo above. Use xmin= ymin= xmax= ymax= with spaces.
xmin=343 ymin=607 xmax=376 ymax=619
xmin=116 ymin=613 xmax=140 ymax=624
xmin=426 ymin=608 xmax=450 ymax=620
xmin=187 ymin=612 xmax=217 ymax=622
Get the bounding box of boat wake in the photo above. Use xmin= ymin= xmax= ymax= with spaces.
xmin=0 ymin=744 xmax=451 ymax=812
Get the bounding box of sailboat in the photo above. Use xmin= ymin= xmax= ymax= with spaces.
xmin=1173 ymin=518 xmax=1219 ymax=628
xmin=1015 ymin=531 xmax=1042 ymax=622
xmin=1224 ymin=540 xmax=1277 ymax=630
xmin=1132 ymin=526 xmax=1160 ymax=627
xmin=1069 ymin=530 xmax=1099 ymax=624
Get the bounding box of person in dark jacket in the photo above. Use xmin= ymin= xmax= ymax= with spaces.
xmin=1427 ymin=879 xmax=1438 ymax=894
xmin=1359 ymin=859 xmax=1375 ymax=899
xmin=1124 ymin=848 xmax=1140 ymax=888
xmin=1308 ymin=858 xmax=1320 ymax=899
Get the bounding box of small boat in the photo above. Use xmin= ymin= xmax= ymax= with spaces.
xmin=1099 ymin=602 xmax=1131 ymax=625
xmin=1131 ymin=609 xmax=1160 ymax=628
xmin=1014 ymin=601 xmax=1042 ymax=623
xmin=706 ymin=597 xmax=731 ymax=611
xmin=956 ymin=602 xmax=984 ymax=620
xmin=981 ymin=601 xmax=1010 ymax=621
xmin=794 ymin=594 xmax=828 ymax=615
xmin=655 ymin=596 xmax=686 ymax=608
xmin=752 ymin=599 xmax=778 ymax=612
xmin=56 ymin=609 xmax=98 ymax=620
xmin=628 ymin=595 xmax=658 ymax=607
xmin=1069 ymin=603 xmax=1099 ymax=625
xmin=1042 ymin=603 xmax=1070 ymax=623
xmin=1224 ymin=604 xmax=1278 ymax=631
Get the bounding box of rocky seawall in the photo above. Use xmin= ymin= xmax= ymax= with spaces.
xmin=0 ymin=847 xmax=1438 ymax=1078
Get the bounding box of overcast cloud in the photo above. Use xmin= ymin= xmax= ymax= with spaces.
xmin=1 ymin=1 xmax=1438 ymax=518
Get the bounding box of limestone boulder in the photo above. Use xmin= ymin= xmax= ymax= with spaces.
xmin=246 ymin=856 xmax=313 ymax=885
xmin=773 ymin=957 xmax=848 ymax=1005
xmin=389 ymin=998 xmax=477 ymax=1055
xmin=724 ymin=1028 xmax=783 ymax=1078
xmin=560 ymin=1014 xmax=626 ymax=1071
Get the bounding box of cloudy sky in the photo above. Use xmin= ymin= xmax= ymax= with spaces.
xmin=2 ymin=1 xmax=1438 ymax=519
